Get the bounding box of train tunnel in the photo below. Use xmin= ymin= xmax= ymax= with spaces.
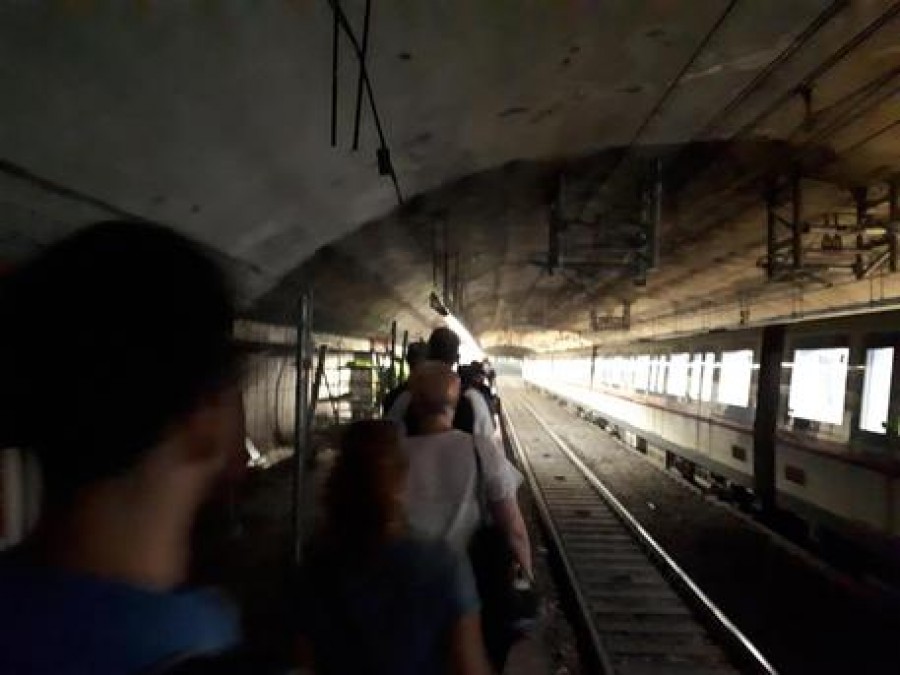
xmin=2 ymin=2 xmax=900 ymax=674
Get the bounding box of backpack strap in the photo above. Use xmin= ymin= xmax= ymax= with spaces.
xmin=470 ymin=436 xmax=489 ymax=524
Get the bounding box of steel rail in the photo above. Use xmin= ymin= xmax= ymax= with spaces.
xmin=503 ymin=387 xmax=778 ymax=674
xmin=501 ymin=395 xmax=616 ymax=675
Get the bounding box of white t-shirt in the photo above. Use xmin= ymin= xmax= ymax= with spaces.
xmin=402 ymin=430 xmax=522 ymax=555
xmin=387 ymin=388 xmax=497 ymax=440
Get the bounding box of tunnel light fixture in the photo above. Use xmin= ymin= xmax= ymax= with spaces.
xmin=429 ymin=291 xmax=449 ymax=317
xmin=445 ymin=313 xmax=485 ymax=363
xmin=428 ymin=291 xmax=484 ymax=362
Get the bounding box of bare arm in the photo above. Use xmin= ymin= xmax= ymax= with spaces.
xmin=489 ymin=496 xmax=534 ymax=580
xmin=449 ymin=612 xmax=492 ymax=675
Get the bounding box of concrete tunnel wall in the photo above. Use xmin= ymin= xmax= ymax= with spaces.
xmin=237 ymin=321 xmax=373 ymax=455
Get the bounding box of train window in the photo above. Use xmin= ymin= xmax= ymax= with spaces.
xmin=635 ymin=355 xmax=651 ymax=391
xmin=688 ymin=353 xmax=703 ymax=400
xmin=616 ymin=357 xmax=624 ymax=388
xmin=667 ymin=353 xmax=689 ymax=397
xmin=860 ymin=347 xmax=893 ymax=434
xmin=717 ymin=350 xmax=753 ymax=407
xmin=655 ymin=356 xmax=668 ymax=393
xmin=787 ymin=347 xmax=849 ymax=425
xmin=701 ymin=352 xmax=716 ymax=402
xmin=624 ymin=357 xmax=635 ymax=389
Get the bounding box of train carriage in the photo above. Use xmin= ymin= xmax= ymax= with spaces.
xmin=524 ymin=308 xmax=900 ymax=570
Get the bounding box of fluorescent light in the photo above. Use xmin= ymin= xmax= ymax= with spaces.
xmin=427 ymin=291 xmax=483 ymax=362
xmin=444 ymin=313 xmax=485 ymax=363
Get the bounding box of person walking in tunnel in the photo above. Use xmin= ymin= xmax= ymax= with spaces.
xmin=0 ymin=222 xmax=245 ymax=674
xmin=294 ymin=420 xmax=490 ymax=675
xmin=381 ymin=339 xmax=428 ymax=416
xmin=386 ymin=326 xmax=496 ymax=441
xmin=403 ymin=362 xmax=534 ymax=671
xmin=463 ymin=360 xmax=497 ymax=418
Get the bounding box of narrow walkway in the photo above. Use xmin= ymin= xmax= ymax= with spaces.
xmin=192 ymin=424 xmax=581 ymax=674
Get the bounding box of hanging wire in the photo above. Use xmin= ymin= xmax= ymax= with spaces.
xmin=326 ymin=0 xmax=403 ymax=204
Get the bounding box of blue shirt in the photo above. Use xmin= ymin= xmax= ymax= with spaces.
xmin=297 ymin=535 xmax=480 ymax=675
xmin=0 ymin=556 xmax=240 ymax=674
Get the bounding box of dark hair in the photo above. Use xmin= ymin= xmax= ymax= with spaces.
xmin=405 ymin=340 xmax=428 ymax=368
xmin=0 ymin=221 xmax=236 ymax=502
xmin=321 ymin=420 xmax=407 ymax=555
xmin=426 ymin=327 xmax=460 ymax=365
xmin=458 ymin=364 xmax=476 ymax=390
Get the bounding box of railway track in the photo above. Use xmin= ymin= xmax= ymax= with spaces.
xmin=501 ymin=385 xmax=776 ymax=675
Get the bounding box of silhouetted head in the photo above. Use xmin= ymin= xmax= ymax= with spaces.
xmin=426 ymin=326 xmax=460 ymax=366
xmin=323 ymin=420 xmax=408 ymax=553
xmin=458 ymin=363 xmax=476 ymax=390
xmin=469 ymin=360 xmax=487 ymax=385
xmin=0 ymin=221 xmax=242 ymax=508
xmin=405 ymin=339 xmax=428 ymax=372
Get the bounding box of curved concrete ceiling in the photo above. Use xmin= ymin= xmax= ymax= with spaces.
xmin=2 ymin=1 xmax=900 ymax=349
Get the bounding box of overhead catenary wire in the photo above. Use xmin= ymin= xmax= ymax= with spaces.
xmin=590 ymin=105 xmax=900 ymax=334
xmin=351 ymin=0 xmax=373 ymax=151
xmin=692 ymin=0 xmax=849 ymax=143
xmin=734 ymin=0 xmax=900 ymax=139
xmin=553 ymin=3 xmax=900 ymax=328
xmin=326 ymin=0 xmax=403 ymax=205
xmin=576 ymin=0 xmax=742 ymax=221
xmin=552 ymin=3 xmax=846 ymax=324
xmin=622 ymin=0 xmax=742 ymax=159
xmin=570 ymin=0 xmax=847 ymax=217
xmin=554 ymin=0 xmax=742 ymax=323
xmin=330 ymin=4 xmax=339 ymax=147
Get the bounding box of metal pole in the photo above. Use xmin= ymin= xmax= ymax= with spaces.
xmin=792 ymin=170 xmax=803 ymax=270
xmin=399 ymin=330 xmax=409 ymax=381
xmin=432 ymin=222 xmax=438 ymax=289
xmin=389 ymin=320 xmax=397 ymax=388
xmin=291 ymin=290 xmax=312 ymax=565
xmin=351 ymin=0 xmax=373 ymax=151
xmin=754 ymin=325 xmax=784 ymax=517
xmin=766 ymin=187 xmax=777 ymax=280
xmin=307 ymin=344 xmax=328 ymax=439
xmin=330 ymin=5 xmax=339 ymax=147
xmin=453 ymin=252 xmax=461 ymax=313
xmin=651 ymin=158 xmax=662 ymax=270
xmin=443 ymin=248 xmax=450 ymax=308
xmin=853 ymin=186 xmax=868 ymax=226
xmin=889 ymin=178 xmax=899 ymax=272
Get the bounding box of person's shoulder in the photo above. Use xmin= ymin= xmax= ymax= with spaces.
xmin=385 ymin=388 xmax=411 ymax=418
xmin=0 ymin=559 xmax=239 ymax=671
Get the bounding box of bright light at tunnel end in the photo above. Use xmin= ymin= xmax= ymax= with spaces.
xmin=429 ymin=290 xmax=485 ymax=363
xmin=444 ymin=313 xmax=485 ymax=363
